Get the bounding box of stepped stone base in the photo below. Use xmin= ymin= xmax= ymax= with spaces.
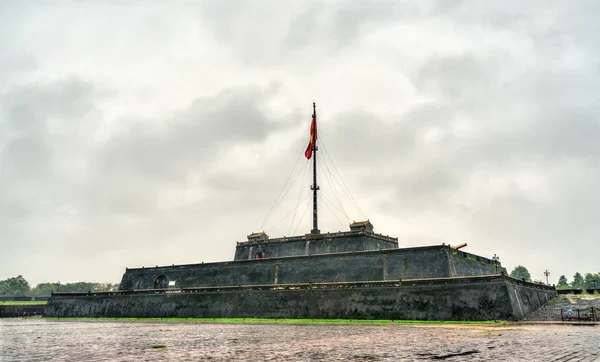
xmin=45 ymin=275 xmax=555 ymax=321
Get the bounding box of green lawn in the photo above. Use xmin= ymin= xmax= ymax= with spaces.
xmin=43 ymin=317 xmax=504 ymax=325
xmin=0 ymin=301 xmax=47 ymax=306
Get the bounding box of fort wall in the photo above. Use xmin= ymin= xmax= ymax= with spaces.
xmin=234 ymin=232 xmax=398 ymax=261
xmin=120 ymin=245 xmax=500 ymax=291
xmin=447 ymin=249 xmax=506 ymax=277
xmin=45 ymin=276 xmax=556 ymax=321
xmin=505 ymin=277 xmax=557 ymax=319
xmin=0 ymin=305 xmax=45 ymax=318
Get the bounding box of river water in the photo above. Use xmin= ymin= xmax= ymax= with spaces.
xmin=1 ymin=319 xmax=598 ymax=361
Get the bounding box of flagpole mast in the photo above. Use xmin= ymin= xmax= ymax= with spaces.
xmin=311 ymin=101 xmax=320 ymax=234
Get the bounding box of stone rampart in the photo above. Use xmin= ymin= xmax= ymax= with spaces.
xmin=0 ymin=305 xmax=45 ymax=318
xmin=45 ymin=275 xmax=556 ymax=321
xmin=234 ymin=232 xmax=398 ymax=261
xmin=447 ymin=249 xmax=507 ymax=277
xmin=120 ymin=245 xmax=499 ymax=290
xmin=504 ymin=276 xmax=557 ymax=319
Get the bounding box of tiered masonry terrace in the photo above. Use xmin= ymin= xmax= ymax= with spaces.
xmin=236 ymin=230 xmax=399 ymax=246
xmin=45 ymin=274 xmax=556 ymax=320
xmin=234 ymin=230 xmax=400 ymax=261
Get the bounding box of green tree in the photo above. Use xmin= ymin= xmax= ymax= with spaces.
xmin=509 ymin=265 xmax=531 ymax=282
xmin=584 ymin=273 xmax=600 ymax=289
xmin=27 ymin=281 xmax=121 ymax=296
xmin=57 ymin=282 xmax=120 ymax=293
xmin=0 ymin=275 xmax=31 ymax=296
xmin=571 ymin=272 xmax=585 ymax=289
xmin=557 ymin=275 xmax=569 ymax=289
xmin=30 ymin=283 xmax=59 ymax=297
xmin=59 ymin=282 xmax=97 ymax=293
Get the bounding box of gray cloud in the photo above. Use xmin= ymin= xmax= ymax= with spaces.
xmin=93 ymin=85 xmax=287 ymax=181
xmin=198 ymin=0 xmax=422 ymax=68
xmin=309 ymin=21 xmax=600 ymax=278
xmin=284 ymin=1 xmax=419 ymax=50
xmin=0 ymin=1 xmax=598 ymax=286
xmin=0 ymin=75 xmax=309 ymax=282
xmin=0 ymin=78 xmax=99 ymax=221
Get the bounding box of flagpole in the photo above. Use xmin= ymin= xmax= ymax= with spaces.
xmin=311 ymin=101 xmax=320 ymax=234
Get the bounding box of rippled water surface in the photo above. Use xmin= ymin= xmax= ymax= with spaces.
xmin=1 ymin=319 xmax=599 ymax=361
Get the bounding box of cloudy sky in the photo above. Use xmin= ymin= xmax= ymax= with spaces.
xmin=1 ymin=0 xmax=598 ymax=287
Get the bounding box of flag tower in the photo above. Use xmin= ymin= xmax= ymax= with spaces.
xmin=305 ymin=102 xmax=320 ymax=234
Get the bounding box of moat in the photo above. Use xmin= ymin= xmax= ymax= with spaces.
xmin=1 ymin=319 xmax=598 ymax=361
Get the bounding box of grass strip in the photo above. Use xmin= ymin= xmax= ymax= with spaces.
xmin=42 ymin=317 xmax=504 ymax=325
xmin=0 ymin=301 xmax=47 ymax=306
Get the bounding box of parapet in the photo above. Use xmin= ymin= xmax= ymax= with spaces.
xmin=234 ymin=229 xmax=399 ymax=261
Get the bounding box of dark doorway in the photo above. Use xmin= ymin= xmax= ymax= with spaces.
xmin=255 ymin=252 xmax=263 ymax=259
xmin=154 ymin=275 xmax=169 ymax=289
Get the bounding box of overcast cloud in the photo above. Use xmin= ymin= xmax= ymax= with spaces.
xmin=1 ymin=0 xmax=598 ymax=286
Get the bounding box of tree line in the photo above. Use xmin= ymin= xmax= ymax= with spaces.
xmin=509 ymin=265 xmax=599 ymax=290
xmin=556 ymin=272 xmax=600 ymax=290
xmin=0 ymin=275 xmax=120 ymax=297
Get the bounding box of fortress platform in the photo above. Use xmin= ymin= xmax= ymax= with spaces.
xmin=45 ymin=274 xmax=555 ymax=321
xmin=46 ymin=228 xmax=556 ymax=321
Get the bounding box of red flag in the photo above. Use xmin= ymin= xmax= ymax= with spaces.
xmin=304 ymin=114 xmax=317 ymax=159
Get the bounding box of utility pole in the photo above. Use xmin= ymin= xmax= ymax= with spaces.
xmin=544 ymin=270 xmax=550 ymax=285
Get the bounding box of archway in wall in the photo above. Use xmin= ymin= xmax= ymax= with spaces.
xmin=154 ymin=275 xmax=169 ymax=289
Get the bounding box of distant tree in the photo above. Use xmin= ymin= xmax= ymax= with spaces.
xmin=27 ymin=281 xmax=122 ymax=296
xmin=59 ymin=282 xmax=97 ymax=293
xmin=30 ymin=283 xmax=59 ymax=297
xmin=0 ymin=275 xmax=31 ymax=296
xmin=57 ymin=282 xmax=120 ymax=293
xmin=0 ymin=279 xmax=6 ymax=295
xmin=584 ymin=273 xmax=600 ymax=289
xmin=571 ymin=272 xmax=585 ymax=289
xmin=509 ymin=265 xmax=531 ymax=282
xmin=557 ymin=275 xmax=569 ymax=289
xmin=99 ymin=283 xmax=119 ymax=291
